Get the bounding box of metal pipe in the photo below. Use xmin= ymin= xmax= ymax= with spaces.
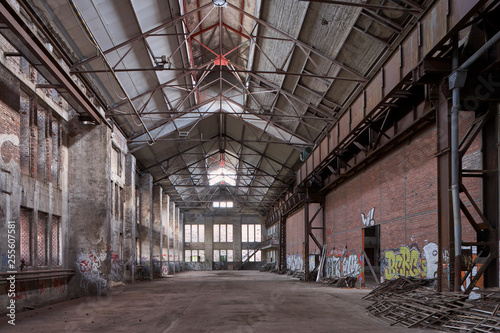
xmin=450 ymin=38 xmax=462 ymax=292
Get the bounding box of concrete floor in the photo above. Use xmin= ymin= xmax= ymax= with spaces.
xmin=1 ymin=271 xmax=438 ymax=333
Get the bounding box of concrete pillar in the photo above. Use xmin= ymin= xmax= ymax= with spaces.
xmin=140 ymin=173 xmax=153 ymax=280
xmin=233 ymin=217 xmax=242 ymax=266
xmin=161 ymin=193 xmax=169 ymax=275
xmin=178 ymin=209 xmax=183 ymax=263
xmin=123 ymin=154 xmax=136 ymax=282
xmin=67 ymin=123 xmax=112 ymax=296
xmin=152 ymin=185 xmax=162 ymax=277
xmin=168 ymin=200 xmax=175 ymax=273
xmin=205 ymin=216 xmax=213 ymax=270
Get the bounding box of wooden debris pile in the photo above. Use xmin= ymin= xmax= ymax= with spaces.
xmin=320 ymin=277 xmax=357 ymax=288
xmin=442 ymin=291 xmax=500 ymax=332
xmin=363 ymin=276 xmax=435 ymax=302
xmin=364 ymin=278 xmax=500 ymax=332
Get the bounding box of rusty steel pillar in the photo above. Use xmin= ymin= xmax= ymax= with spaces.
xmin=279 ymin=214 xmax=286 ymax=272
xmin=436 ymin=84 xmax=453 ymax=292
xmin=481 ymin=104 xmax=499 ymax=288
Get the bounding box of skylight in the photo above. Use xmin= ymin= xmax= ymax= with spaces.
xmin=209 ymin=167 xmax=236 ymax=186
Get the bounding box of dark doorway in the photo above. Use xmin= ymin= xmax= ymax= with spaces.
xmin=363 ymin=225 xmax=381 ymax=282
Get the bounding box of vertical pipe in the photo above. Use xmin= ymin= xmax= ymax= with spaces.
xmin=450 ymin=38 xmax=462 ymax=292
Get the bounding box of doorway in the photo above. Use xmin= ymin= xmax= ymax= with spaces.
xmin=363 ymin=225 xmax=381 ymax=282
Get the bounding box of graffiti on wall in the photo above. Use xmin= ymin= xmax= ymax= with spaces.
xmin=1 ymin=252 xmax=9 ymax=270
xmin=76 ymin=252 xmax=107 ymax=294
xmin=382 ymin=243 xmax=438 ymax=281
xmin=4 ymin=282 xmax=27 ymax=301
xmin=162 ymin=264 xmax=169 ymax=277
xmin=110 ymin=252 xmax=122 ymax=282
xmin=53 ymin=277 xmax=66 ymax=294
xmin=461 ymin=247 xmax=483 ymax=293
xmin=325 ymin=248 xmax=362 ymax=279
xmin=140 ymin=257 xmax=151 ymax=278
xmin=286 ymin=254 xmax=303 ymax=271
xmin=361 ymin=208 xmax=375 ymax=227
xmin=423 ymin=242 xmax=439 ymax=279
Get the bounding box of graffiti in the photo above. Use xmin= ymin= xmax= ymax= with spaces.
xmin=309 ymin=255 xmax=316 ymax=273
xmin=361 ymin=207 xmax=375 ymax=227
xmin=423 ymin=242 xmax=439 ymax=279
xmin=53 ymin=277 xmax=66 ymax=294
xmin=383 ymin=245 xmax=427 ymax=280
xmin=461 ymin=247 xmax=483 ymax=294
xmin=325 ymin=251 xmax=362 ymax=279
xmin=286 ymin=254 xmax=303 ymax=271
xmin=39 ymin=280 xmax=47 ymax=295
xmin=1 ymin=253 xmax=9 ymax=270
xmin=162 ymin=264 xmax=169 ymax=277
xmin=111 ymin=252 xmax=121 ymax=282
xmin=140 ymin=257 xmax=151 ymax=278
xmin=76 ymin=252 xmax=107 ymax=294
xmin=5 ymin=282 xmax=27 ymax=301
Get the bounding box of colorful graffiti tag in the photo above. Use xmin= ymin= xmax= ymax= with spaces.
xmin=76 ymin=252 xmax=107 ymax=294
xmin=286 ymin=254 xmax=303 ymax=271
xmin=423 ymin=242 xmax=439 ymax=279
xmin=1 ymin=252 xmax=9 ymax=270
xmin=325 ymin=250 xmax=362 ymax=279
xmin=53 ymin=277 xmax=66 ymax=294
xmin=382 ymin=243 xmax=437 ymax=280
xmin=111 ymin=252 xmax=122 ymax=282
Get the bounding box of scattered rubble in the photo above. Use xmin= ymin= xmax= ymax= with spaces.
xmin=364 ymin=278 xmax=500 ymax=332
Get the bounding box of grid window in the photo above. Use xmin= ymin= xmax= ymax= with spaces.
xmin=52 ymin=216 xmax=61 ymax=266
xmin=185 ymin=249 xmax=205 ymax=263
xmin=213 ymin=224 xmax=233 ymax=242
xmin=212 ymin=201 xmax=233 ymax=208
xmin=242 ymin=249 xmax=262 ymax=262
xmin=213 ymin=250 xmax=233 ymax=262
xmin=184 ymin=224 xmax=205 ymax=243
xmin=37 ymin=212 xmax=48 ymax=266
xmin=20 ymin=208 xmax=33 ymax=266
xmin=242 ymin=224 xmax=262 ymax=242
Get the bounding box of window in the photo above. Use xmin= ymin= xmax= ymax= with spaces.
xmin=213 ymin=224 xmax=233 ymax=242
xmin=37 ymin=212 xmax=48 ymax=266
xmin=52 ymin=216 xmax=61 ymax=266
xmin=213 ymin=250 xmax=233 ymax=262
xmin=185 ymin=250 xmax=205 ymax=262
xmin=20 ymin=208 xmax=33 ymax=266
xmin=242 ymin=224 xmax=262 ymax=242
xmin=213 ymin=201 xmax=234 ymax=208
xmin=111 ymin=145 xmax=122 ymax=176
xmin=242 ymin=249 xmax=262 ymax=262
xmin=184 ymin=224 xmax=205 ymax=243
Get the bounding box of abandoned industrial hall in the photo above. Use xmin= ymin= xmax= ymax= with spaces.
xmin=1 ymin=0 xmax=500 ymax=331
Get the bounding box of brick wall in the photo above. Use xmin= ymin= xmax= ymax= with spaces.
xmin=285 ymin=208 xmax=304 ymax=270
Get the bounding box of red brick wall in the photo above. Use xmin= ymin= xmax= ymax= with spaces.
xmin=285 ymin=208 xmax=304 ymax=270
